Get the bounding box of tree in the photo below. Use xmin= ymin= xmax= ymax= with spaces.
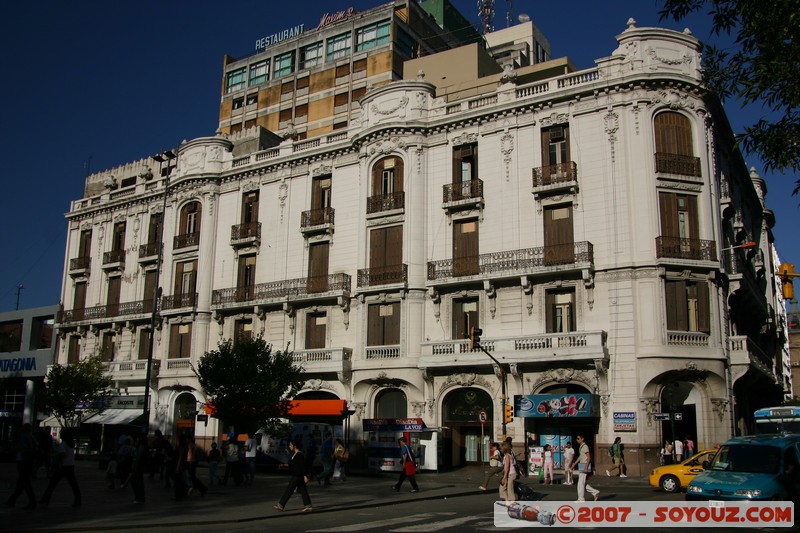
xmin=42 ymin=354 xmax=113 ymax=428
xmin=195 ymin=336 xmax=304 ymax=436
xmin=660 ymin=0 xmax=800 ymax=191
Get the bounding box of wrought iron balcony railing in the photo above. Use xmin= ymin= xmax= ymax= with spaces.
xmin=366 ymin=191 xmax=404 ymax=214
xmin=656 ymin=236 xmax=716 ymax=261
xmin=231 ymin=222 xmax=261 ymax=241
xmin=161 ymin=292 xmax=198 ymax=310
xmin=654 ymin=152 xmax=702 ymax=177
xmin=103 ymin=249 xmax=125 ymax=265
xmin=532 ymin=162 xmax=578 ymax=188
xmin=357 ymin=264 xmax=408 ymax=287
xmin=174 ymin=232 xmax=200 ymax=250
xmin=443 ymin=179 xmax=483 ymax=203
xmin=427 ymin=242 xmax=594 ymax=281
xmin=138 ymin=242 xmax=160 ymax=258
xmin=301 ymin=207 xmax=335 ymax=227
xmin=69 ymin=256 xmax=91 ymax=271
xmin=212 ymin=273 xmax=351 ymax=306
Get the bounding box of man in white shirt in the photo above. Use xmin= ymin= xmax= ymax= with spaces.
xmin=244 ymin=433 xmax=258 ymax=485
xmin=573 ymin=434 xmax=599 ymax=502
xmin=673 ymin=438 xmax=683 ymax=462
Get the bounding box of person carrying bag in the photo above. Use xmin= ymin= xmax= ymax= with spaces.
xmin=392 ymin=437 xmax=419 ymax=493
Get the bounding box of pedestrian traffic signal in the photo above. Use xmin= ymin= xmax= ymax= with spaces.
xmin=504 ymin=403 xmax=514 ymax=424
xmin=779 ymin=263 xmax=796 ymax=300
xmin=469 ymin=326 xmax=482 ymax=350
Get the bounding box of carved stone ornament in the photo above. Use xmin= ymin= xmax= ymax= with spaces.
xmin=182 ymin=148 xmax=205 ymax=171
xmin=540 ymin=112 xmax=569 ymax=127
xmin=368 ymin=137 xmax=408 ymax=155
xmin=500 ymin=64 xmax=517 ymax=84
xmin=278 ymin=181 xmax=288 ymax=223
xmin=711 ymin=398 xmax=729 ymax=422
xmin=312 ymin=164 xmax=333 ymax=177
xmin=645 ymin=46 xmax=693 ymax=66
xmin=438 ymin=373 xmax=494 ymax=395
xmin=370 ymin=96 xmax=408 ymax=116
xmin=451 ymin=132 xmax=478 ymax=146
xmin=649 ymin=90 xmax=695 ymax=110
xmin=640 ymin=397 xmax=660 ymax=427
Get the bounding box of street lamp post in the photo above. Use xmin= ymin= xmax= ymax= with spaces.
xmin=141 ymin=150 xmax=176 ymax=436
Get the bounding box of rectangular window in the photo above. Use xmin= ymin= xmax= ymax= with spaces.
xmin=300 ymin=42 xmax=323 ymax=69
xmin=235 ymin=319 xmax=253 ymax=343
xmin=107 ymin=275 xmax=121 ymax=316
xmin=249 ymin=60 xmax=269 ymax=86
xmin=242 ymin=191 xmax=259 ymax=224
xmin=101 ymin=331 xmax=115 ymax=362
xmin=369 ymin=225 xmax=404 ymax=284
xmin=543 ymin=204 xmax=574 ymax=265
xmin=246 ymin=93 xmax=258 ymax=106
xmin=274 ymin=51 xmax=295 ymax=79
xmin=148 ymin=213 xmax=162 ymax=244
xmin=143 ymin=269 xmax=157 ymax=314
xmin=452 ymin=298 xmax=478 ymax=341
xmin=138 ymin=329 xmax=151 ymax=360
xmin=394 ymin=26 xmax=416 ymax=58
xmin=355 ymin=19 xmax=391 ymax=51
xmin=68 ymin=336 xmax=80 ymax=364
xmin=237 ymin=255 xmax=257 ymax=294
xmin=308 ymin=242 xmax=330 ymax=293
xmin=351 ymin=86 xmax=366 ymax=104
xmin=169 ymin=323 xmax=192 ymax=359
xmin=29 ymin=316 xmax=54 ymax=350
xmin=73 ymin=281 xmax=87 ymax=313
xmin=112 ymin=222 xmax=126 ymax=252
xmin=665 ymin=280 xmax=710 ymax=333
xmin=367 ymin=301 xmax=400 ymax=346
xmin=296 ymin=75 xmax=310 ymax=96
xmin=453 ymin=219 xmax=479 ymax=276
xmin=232 ymin=97 xmax=244 ymax=110
xmin=305 ymin=312 xmax=327 ymax=350
xmin=174 ymin=260 xmax=197 ymax=296
xmin=226 ymin=67 xmax=246 ymax=93
xmin=0 ymin=321 xmax=23 ymax=352
xmin=453 ymin=144 xmax=478 ymax=186
xmin=326 ymin=32 xmax=352 ymax=61
xmin=78 ymin=229 xmax=92 ymax=257
xmin=334 ymin=92 xmax=349 ymax=114
xmin=546 ymin=290 xmax=575 ymax=333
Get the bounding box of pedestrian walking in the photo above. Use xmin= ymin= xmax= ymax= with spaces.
xmin=187 ymin=435 xmax=207 ymax=496
xmin=173 ymin=435 xmax=191 ymax=500
xmin=5 ymin=423 xmax=37 ymax=510
xmin=332 ymin=438 xmax=348 ymax=482
xmin=662 ymin=440 xmax=674 ymax=465
xmin=39 ymin=428 xmax=82 ymax=508
xmin=573 ymin=434 xmax=599 ymax=502
xmin=392 ymin=436 xmax=419 ymax=493
xmin=273 ymin=438 xmax=312 ymax=513
xmin=543 ymin=444 xmax=555 ymax=484
xmin=221 ymin=436 xmax=242 ymax=486
xmin=128 ymin=433 xmax=148 ymax=504
xmin=317 ymin=432 xmax=334 ymax=486
xmin=684 ymin=436 xmax=695 ymax=457
xmin=606 ymin=436 xmax=627 ymax=477
xmin=562 ymin=441 xmax=575 ymax=485
xmin=479 ymin=442 xmax=503 ymax=490
xmin=498 ymin=441 xmax=517 ymax=503
xmin=207 ymin=441 xmax=221 ymax=486
xmin=243 ymin=432 xmax=257 ymax=485
xmin=674 ymin=438 xmax=684 ymax=462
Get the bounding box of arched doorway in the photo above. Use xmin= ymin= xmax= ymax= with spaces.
xmin=659 ymin=381 xmax=698 ymax=448
xmin=442 ymin=387 xmax=493 ymax=468
xmin=375 ymin=388 xmax=407 ymax=418
xmin=173 ymin=392 xmax=197 ymax=437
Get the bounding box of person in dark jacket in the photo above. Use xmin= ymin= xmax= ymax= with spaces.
xmin=6 ymin=423 xmax=37 ymax=509
xmin=273 ymin=438 xmax=312 ymax=512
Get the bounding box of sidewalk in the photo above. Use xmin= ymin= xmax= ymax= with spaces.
xmin=0 ymin=460 xmax=648 ymax=532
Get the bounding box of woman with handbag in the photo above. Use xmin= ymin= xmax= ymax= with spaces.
xmin=479 ymin=442 xmax=503 ymax=490
xmin=332 ymin=438 xmax=348 ymax=482
xmin=392 ymin=437 xmax=419 ymax=493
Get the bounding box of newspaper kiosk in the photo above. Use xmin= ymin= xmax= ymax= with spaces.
xmin=363 ymin=418 xmax=442 ymax=472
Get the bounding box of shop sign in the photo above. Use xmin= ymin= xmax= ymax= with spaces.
xmin=317 ymin=7 xmax=357 ymax=29
xmin=514 ymin=394 xmax=600 ymax=418
xmin=363 ymin=417 xmax=426 ymax=431
xmin=109 ymin=396 xmax=145 ymax=409
xmin=255 ymin=24 xmax=305 ymax=51
xmin=0 ymin=351 xmax=53 ymax=378
xmin=613 ymin=411 xmax=637 ymax=431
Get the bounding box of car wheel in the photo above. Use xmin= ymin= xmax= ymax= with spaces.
xmin=660 ymin=475 xmax=680 ymax=493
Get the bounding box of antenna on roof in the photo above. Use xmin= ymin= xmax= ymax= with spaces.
xmin=506 ymin=0 xmax=513 ymax=27
xmin=478 ymin=0 xmax=494 ymax=34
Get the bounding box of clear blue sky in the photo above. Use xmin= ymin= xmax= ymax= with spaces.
xmin=1 ymin=0 xmax=796 ymax=312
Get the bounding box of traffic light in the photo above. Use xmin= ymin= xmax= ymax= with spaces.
xmin=779 ymin=263 xmax=795 ymax=300
xmin=469 ymin=326 xmax=482 ymax=350
xmin=504 ymin=403 xmax=514 ymax=424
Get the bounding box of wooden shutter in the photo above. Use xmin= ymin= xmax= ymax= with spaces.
xmin=384 ymin=302 xmax=401 ymax=345
xmin=370 ymin=228 xmax=386 ymax=271
xmin=544 ymin=205 xmax=574 ymax=265
xmin=114 ymin=222 xmax=126 ymax=251
xmin=386 ymin=225 xmax=403 ymax=280
xmin=102 ymin=332 xmax=115 ymax=362
xmin=308 ymin=242 xmax=330 ymax=292
xmin=107 ymin=276 xmax=121 ymax=315
xmin=138 ymin=329 xmax=151 ymax=360
xmin=367 ymin=304 xmax=382 ymax=346
xmin=68 ymin=336 xmax=80 ymax=364
xmin=659 ymin=192 xmax=678 ymax=238
xmin=545 ymin=291 xmax=555 ymax=333
xmin=453 ymin=299 xmax=478 ymax=341
xmin=148 ymin=214 xmax=162 ymax=244
xmin=79 ymin=230 xmax=92 ymax=257
xmin=453 ymin=219 xmax=479 ymax=276
xmin=665 ymin=280 xmax=688 ymax=331
xmin=174 ymin=262 xmax=185 ymax=296
xmin=305 ymin=312 xmax=326 ymax=349
xmin=686 ymin=195 xmax=699 ymax=240
xmin=372 ymin=159 xmax=383 ymax=195
xmin=242 ymin=191 xmax=259 ymax=224
xmin=393 ymin=157 xmax=404 ymax=193
xmin=655 ymin=112 xmax=693 ymax=156
xmin=696 ymin=281 xmax=710 ymax=333
xmin=73 ymin=282 xmax=87 ymax=311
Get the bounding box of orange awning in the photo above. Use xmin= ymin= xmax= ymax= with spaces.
xmin=288 ymin=399 xmax=348 ymax=417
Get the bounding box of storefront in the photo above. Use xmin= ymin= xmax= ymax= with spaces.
xmin=363 ymin=418 xmax=443 ymax=472
xmin=514 ymin=393 xmax=601 ymax=475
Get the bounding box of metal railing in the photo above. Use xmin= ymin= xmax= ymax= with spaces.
xmin=69 ymin=256 xmax=91 ymax=270
xmin=161 ymin=293 xmax=197 ymax=310
xmin=654 ymin=152 xmax=702 ymax=177
xmin=231 ymin=222 xmax=261 ymax=241
xmin=357 ymin=264 xmax=408 ymax=287
xmin=301 ymin=207 xmax=335 ymax=227
xmin=532 ymin=162 xmax=578 ymax=188
xmin=212 ymin=273 xmax=351 ymax=306
xmin=443 ymin=179 xmax=483 ymax=203
xmin=656 ymin=236 xmax=717 ymax=261
xmin=103 ymin=249 xmax=125 ymax=264
xmin=173 ymin=232 xmax=200 ymax=250
xmin=366 ymin=191 xmax=404 ymax=214
xmin=138 ymin=242 xmax=160 ymax=257
xmin=427 ymin=242 xmax=594 ymax=281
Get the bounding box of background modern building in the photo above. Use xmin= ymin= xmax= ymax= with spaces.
xmin=54 ymin=2 xmax=788 ymax=474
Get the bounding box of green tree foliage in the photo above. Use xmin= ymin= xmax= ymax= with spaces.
xmin=196 ymin=336 xmax=304 ymax=436
xmin=43 ymin=354 xmax=113 ymax=428
xmin=660 ymin=0 xmax=800 ymax=189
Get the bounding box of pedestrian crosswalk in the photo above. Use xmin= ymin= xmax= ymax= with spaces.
xmin=306 ymin=512 xmax=497 ymax=532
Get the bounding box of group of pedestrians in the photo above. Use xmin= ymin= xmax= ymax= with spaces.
xmin=661 ymin=435 xmax=695 ymax=465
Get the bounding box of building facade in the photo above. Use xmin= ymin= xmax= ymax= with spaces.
xmin=55 ymin=9 xmax=787 ymax=472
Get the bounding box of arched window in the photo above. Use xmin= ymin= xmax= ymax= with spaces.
xmin=368 ymin=156 xmax=404 ymax=213
xmin=375 ymin=388 xmax=407 ymax=418
xmin=175 ymin=201 xmax=202 ymax=249
xmin=654 ymin=112 xmax=701 ymax=176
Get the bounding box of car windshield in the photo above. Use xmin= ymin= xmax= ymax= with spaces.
xmin=711 ymin=444 xmax=781 ymax=474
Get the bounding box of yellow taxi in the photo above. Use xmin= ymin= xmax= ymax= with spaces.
xmin=648 ymin=449 xmax=717 ymax=493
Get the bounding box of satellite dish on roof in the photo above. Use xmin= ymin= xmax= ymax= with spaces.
xmin=519 ymin=13 xmax=530 ymax=23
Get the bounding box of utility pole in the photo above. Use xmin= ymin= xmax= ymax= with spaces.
xmin=15 ymin=284 xmax=24 ymax=310
xmin=469 ymin=326 xmax=510 ymax=440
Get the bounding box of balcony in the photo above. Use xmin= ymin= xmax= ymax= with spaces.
xmin=102 ymin=250 xmax=125 ymax=270
xmin=728 ymin=335 xmax=776 ymax=381
xmin=57 ymin=305 xmax=108 ymax=324
xmin=443 ymin=180 xmax=483 ymax=211
xmin=160 ymin=358 xmax=194 ymax=377
xmin=69 ymin=256 xmax=91 ymax=276
xmin=654 ymin=152 xmax=702 ymax=177
xmin=161 ymin=293 xmax=198 ymax=311
xmin=427 ymin=242 xmax=594 ymax=284
xmin=357 ymin=264 xmax=408 ymax=289
xmin=367 ymin=191 xmax=404 ymax=215
xmin=292 ymin=347 xmax=352 ymax=375
xmin=231 ymin=222 xmax=261 ymax=247
xmin=138 ymin=242 xmax=160 ymax=262
xmin=532 ymin=162 xmax=578 ymax=197
xmin=666 ymin=331 xmax=710 ymax=347
xmin=104 ymin=359 xmax=160 ymax=380
xmin=656 ymin=236 xmax=717 ymax=262
xmin=300 ymin=207 xmax=334 ymax=236
xmin=174 ymin=232 xmax=200 ymax=251
xmin=212 ymin=273 xmax=351 ymax=311
xmin=419 ymin=331 xmax=608 ymax=370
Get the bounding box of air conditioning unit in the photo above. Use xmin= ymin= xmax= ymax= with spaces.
xmin=549 ymin=126 xmax=565 ymax=141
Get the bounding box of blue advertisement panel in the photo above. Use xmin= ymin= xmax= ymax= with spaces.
xmin=613 ymin=411 xmax=637 ymax=431
xmin=514 ymin=394 xmax=599 ymax=418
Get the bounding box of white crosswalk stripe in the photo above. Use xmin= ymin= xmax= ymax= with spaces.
xmin=390 ymin=514 xmax=490 ymax=532
xmin=306 ymin=512 xmax=449 ymax=532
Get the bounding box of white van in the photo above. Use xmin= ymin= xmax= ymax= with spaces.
xmin=255 ymin=421 xmax=333 ymax=467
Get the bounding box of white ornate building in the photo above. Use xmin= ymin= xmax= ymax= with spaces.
xmin=55 ymin=9 xmax=788 ymax=474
